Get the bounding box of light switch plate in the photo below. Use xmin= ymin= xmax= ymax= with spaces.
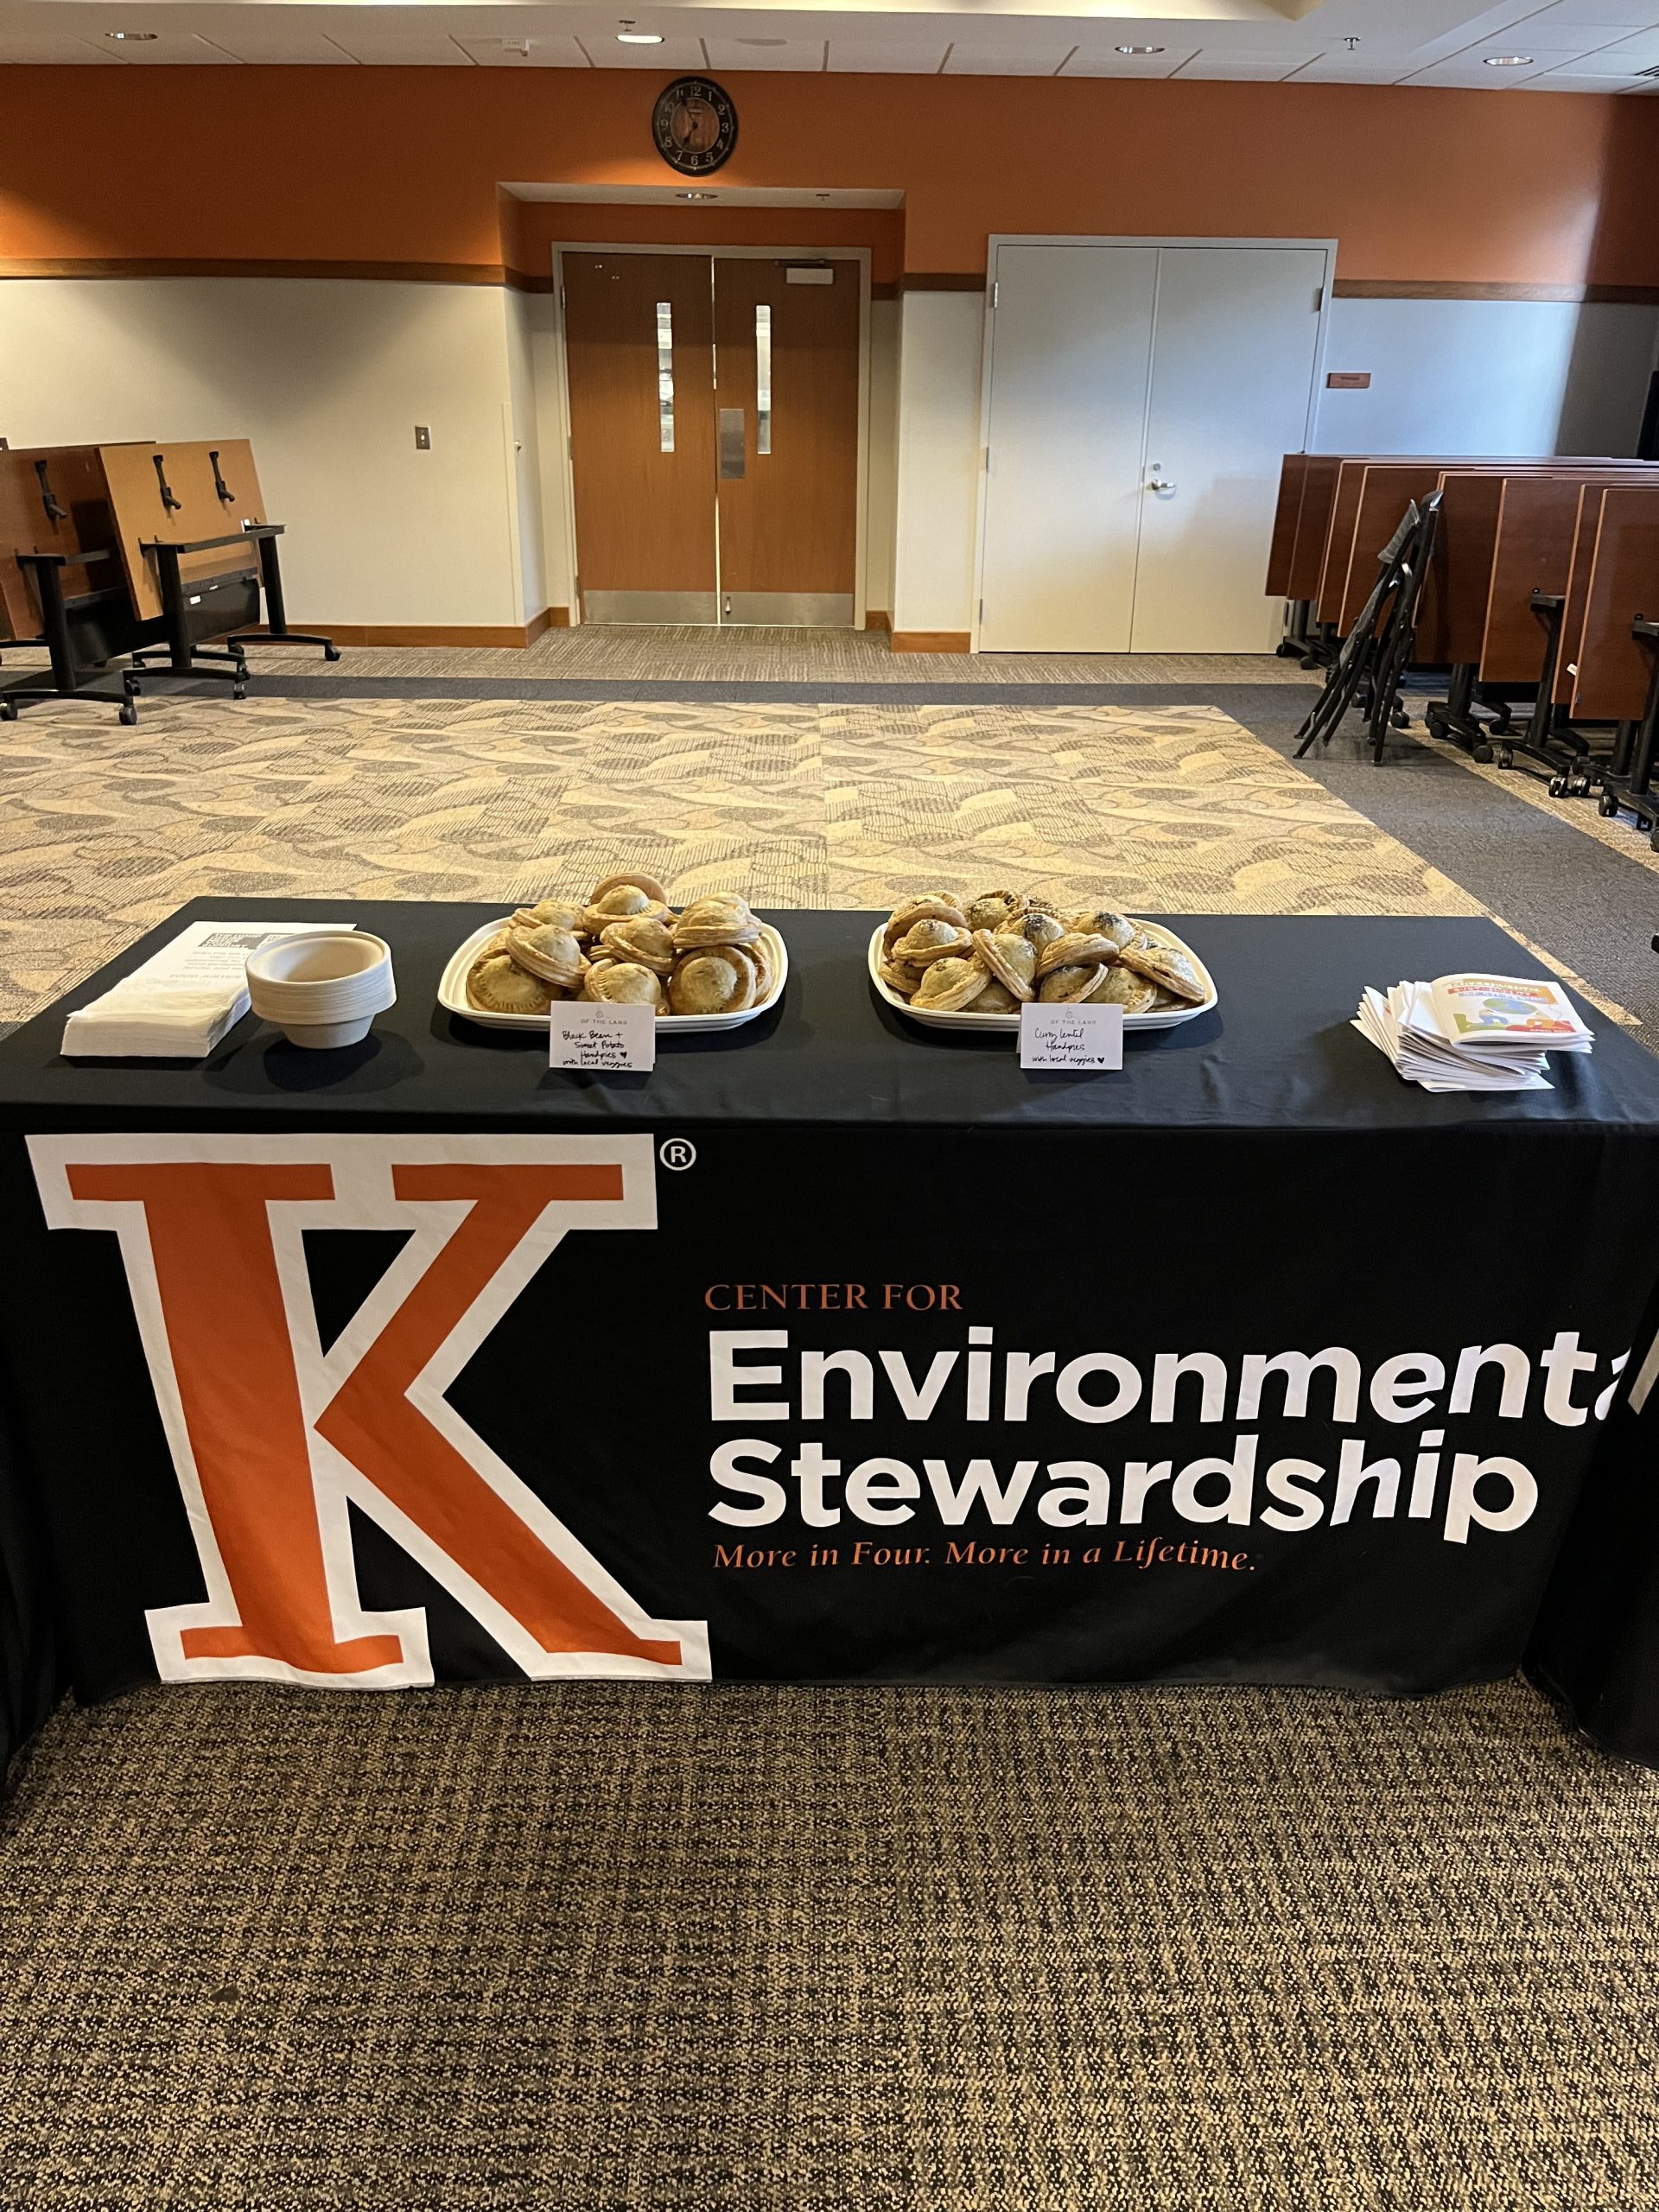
xmin=414 ymin=425 xmax=431 ymax=450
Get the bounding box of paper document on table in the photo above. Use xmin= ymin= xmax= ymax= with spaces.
xmin=61 ymin=918 xmax=353 ymax=1059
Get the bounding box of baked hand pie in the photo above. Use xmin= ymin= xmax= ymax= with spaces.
xmin=599 ymin=915 xmax=677 ymax=976
xmin=583 ymin=962 xmax=666 ymax=1013
xmin=912 ymin=955 xmax=989 ymax=1013
xmin=670 ymin=947 xmax=758 ymax=1015
xmin=467 ymin=952 xmax=559 ymax=1016
xmin=672 ymin=894 xmax=762 ymax=950
xmin=582 ymin=883 xmax=671 ymax=937
xmin=505 ymin=923 xmax=588 ymax=990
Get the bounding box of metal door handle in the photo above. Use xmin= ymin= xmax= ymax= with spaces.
xmin=1147 ymin=477 xmax=1177 ymax=494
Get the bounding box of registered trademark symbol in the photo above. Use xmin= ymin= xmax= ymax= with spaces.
xmin=659 ymin=1138 xmax=697 ymax=1172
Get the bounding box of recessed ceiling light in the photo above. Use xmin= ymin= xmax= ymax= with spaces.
xmin=676 ymin=190 xmax=717 ymax=200
xmin=105 ymin=29 xmax=157 ymax=39
xmin=616 ymin=28 xmax=663 ymax=42
xmin=1483 ymin=53 xmax=1533 ymax=66
xmin=1116 ymin=43 xmax=1165 ymax=54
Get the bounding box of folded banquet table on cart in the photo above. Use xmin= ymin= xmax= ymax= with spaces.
xmin=2 ymin=900 xmax=1659 ymax=1771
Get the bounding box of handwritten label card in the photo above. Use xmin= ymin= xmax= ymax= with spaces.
xmin=549 ymin=1001 xmax=657 ymax=1073
xmin=1019 ymin=1001 xmax=1124 ymax=1071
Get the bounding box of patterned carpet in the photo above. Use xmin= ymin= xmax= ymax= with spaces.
xmin=0 ymin=693 xmax=1475 ymax=1024
xmin=4 ymin=1675 xmax=1659 ymax=2212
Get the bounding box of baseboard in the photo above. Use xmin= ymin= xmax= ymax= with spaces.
xmin=864 ymin=609 xmax=891 ymax=632
xmin=251 ymin=610 xmax=569 ymax=650
xmin=890 ymin=629 xmax=972 ymax=655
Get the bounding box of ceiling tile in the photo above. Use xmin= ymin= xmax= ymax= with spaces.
xmin=95 ymin=30 xmax=241 ymax=63
xmin=1061 ymin=46 xmax=1197 ymax=77
xmin=704 ymin=36 xmax=824 ymax=70
xmin=196 ymin=26 xmax=358 ymax=63
xmin=1526 ymin=66 xmax=1649 ymax=81
xmin=0 ymin=30 xmax=120 ymax=60
xmin=593 ymin=35 xmax=709 ymax=69
xmin=827 ymin=41 xmax=946 ymax=73
xmin=318 ymin=29 xmax=470 ymax=63
xmin=455 ymin=34 xmax=590 ymax=67
xmin=1174 ymin=53 xmax=1319 ymax=78
xmin=1520 ymin=0 xmax=1659 ymax=22
xmin=1283 ymin=56 xmax=1419 ymax=79
xmin=942 ymin=44 xmax=1073 ymax=74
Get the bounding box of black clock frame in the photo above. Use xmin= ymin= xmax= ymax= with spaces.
xmin=652 ymin=76 xmax=739 ymax=177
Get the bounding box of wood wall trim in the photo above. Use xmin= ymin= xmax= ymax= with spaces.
xmin=257 ymin=612 xmax=568 ymax=649
xmin=1332 ymin=278 xmax=1659 ymax=305
xmin=8 ymin=264 xmax=1654 ymax=308
xmin=0 ymin=257 xmax=512 ymax=286
xmin=865 ymin=609 xmax=891 ymax=631
xmin=900 ymin=273 xmax=985 ymax=294
xmin=891 ymin=629 xmax=971 ymax=653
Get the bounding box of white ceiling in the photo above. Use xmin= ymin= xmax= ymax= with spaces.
xmin=3 ymin=0 xmax=1658 ymax=86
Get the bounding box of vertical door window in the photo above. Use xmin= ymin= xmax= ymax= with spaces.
xmin=655 ymin=301 xmax=675 ymax=452
xmin=754 ymin=303 xmax=772 ymax=457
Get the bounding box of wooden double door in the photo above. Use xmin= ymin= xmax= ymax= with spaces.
xmin=563 ymin=251 xmax=861 ymax=627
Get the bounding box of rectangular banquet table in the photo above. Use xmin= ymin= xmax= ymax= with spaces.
xmin=3 ymin=899 xmax=1659 ymax=1766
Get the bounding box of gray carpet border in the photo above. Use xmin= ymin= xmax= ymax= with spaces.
xmin=209 ymin=676 xmax=1322 ymax=710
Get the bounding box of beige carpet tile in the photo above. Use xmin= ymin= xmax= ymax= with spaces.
xmin=0 ymin=694 xmax=1500 ymax=1022
xmin=3 ymin=1676 xmax=1659 ymax=2212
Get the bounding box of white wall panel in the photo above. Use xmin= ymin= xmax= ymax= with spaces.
xmin=0 ymin=279 xmax=524 ymax=627
xmin=865 ymin=296 xmax=899 ymax=619
xmin=892 ymin=289 xmax=983 ymax=635
xmin=503 ymin=286 xmax=547 ymax=622
xmin=1313 ymin=297 xmax=1659 ymax=458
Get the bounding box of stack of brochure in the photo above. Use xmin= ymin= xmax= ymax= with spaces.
xmin=61 ymin=918 xmax=353 ymax=1059
xmin=1354 ymin=971 xmax=1593 ymax=1093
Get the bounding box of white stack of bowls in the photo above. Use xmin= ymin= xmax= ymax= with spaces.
xmin=245 ymin=931 xmax=396 ymax=1050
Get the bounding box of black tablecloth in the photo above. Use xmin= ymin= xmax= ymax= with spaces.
xmin=2 ymin=900 xmax=1657 ymax=1758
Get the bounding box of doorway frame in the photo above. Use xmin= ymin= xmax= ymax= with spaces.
xmin=968 ymin=232 xmax=1338 ymax=655
xmin=550 ymin=242 xmax=874 ymax=628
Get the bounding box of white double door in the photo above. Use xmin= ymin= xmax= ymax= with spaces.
xmin=977 ymin=242 xmax=1327 ymax=653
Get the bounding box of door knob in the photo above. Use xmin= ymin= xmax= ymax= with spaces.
xmin=1147 ymin=476 xmax=1177 ymax=494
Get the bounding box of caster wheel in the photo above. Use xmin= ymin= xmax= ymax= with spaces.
xmin=325 ymin=645 xmax=342 ymax=663
xmin=1571 ymin=779 xmax=1592 ymax=800
xmin=1425 ymin=715 xmax=1444 ymax=740
xmin=1472 ymin=743 xmax=1494 ymax=765
xmin=1548 ymin=778 xmax=1567 ymax=798
xmin=119 ymin=703 xmax=137 ymax=726
xmin=233 ymin=687 xmax=247 ymax=702
xmin=1599 ymin=794 xmax=1619 ymax=817
xmin=1497 ymin=749 xmax=1514 ymax=771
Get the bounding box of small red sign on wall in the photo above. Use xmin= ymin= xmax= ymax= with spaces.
xmin=1326 ymin=372 xmax=1373 ymax=390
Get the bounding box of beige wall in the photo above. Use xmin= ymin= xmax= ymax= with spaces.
xmin=0 ymin=277 xmax=527 ymax=630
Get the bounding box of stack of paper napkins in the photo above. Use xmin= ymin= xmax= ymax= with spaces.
xmin=1354 ymin=971 xmax=1592 ymax=1093
xmin=61 ymin=918 xmax=354 ymax=1059
xmin=62 ymin=976 xmax=249 ymax=1059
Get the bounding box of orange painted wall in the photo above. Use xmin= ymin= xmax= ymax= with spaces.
xmin=1 ymin=67 xmax=1656 ymax=284
xmin=503 ymin=199 xmax=905 ymax=288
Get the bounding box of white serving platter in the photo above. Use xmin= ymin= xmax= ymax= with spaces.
xmin=439 ymin=919 xmax=789 ymax=1035
xmin=868 ymin=919 xmax=1217 ymax=1034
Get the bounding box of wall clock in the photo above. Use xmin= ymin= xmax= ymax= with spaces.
xmin=652 ymin=77 xmax=738 ymax=176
